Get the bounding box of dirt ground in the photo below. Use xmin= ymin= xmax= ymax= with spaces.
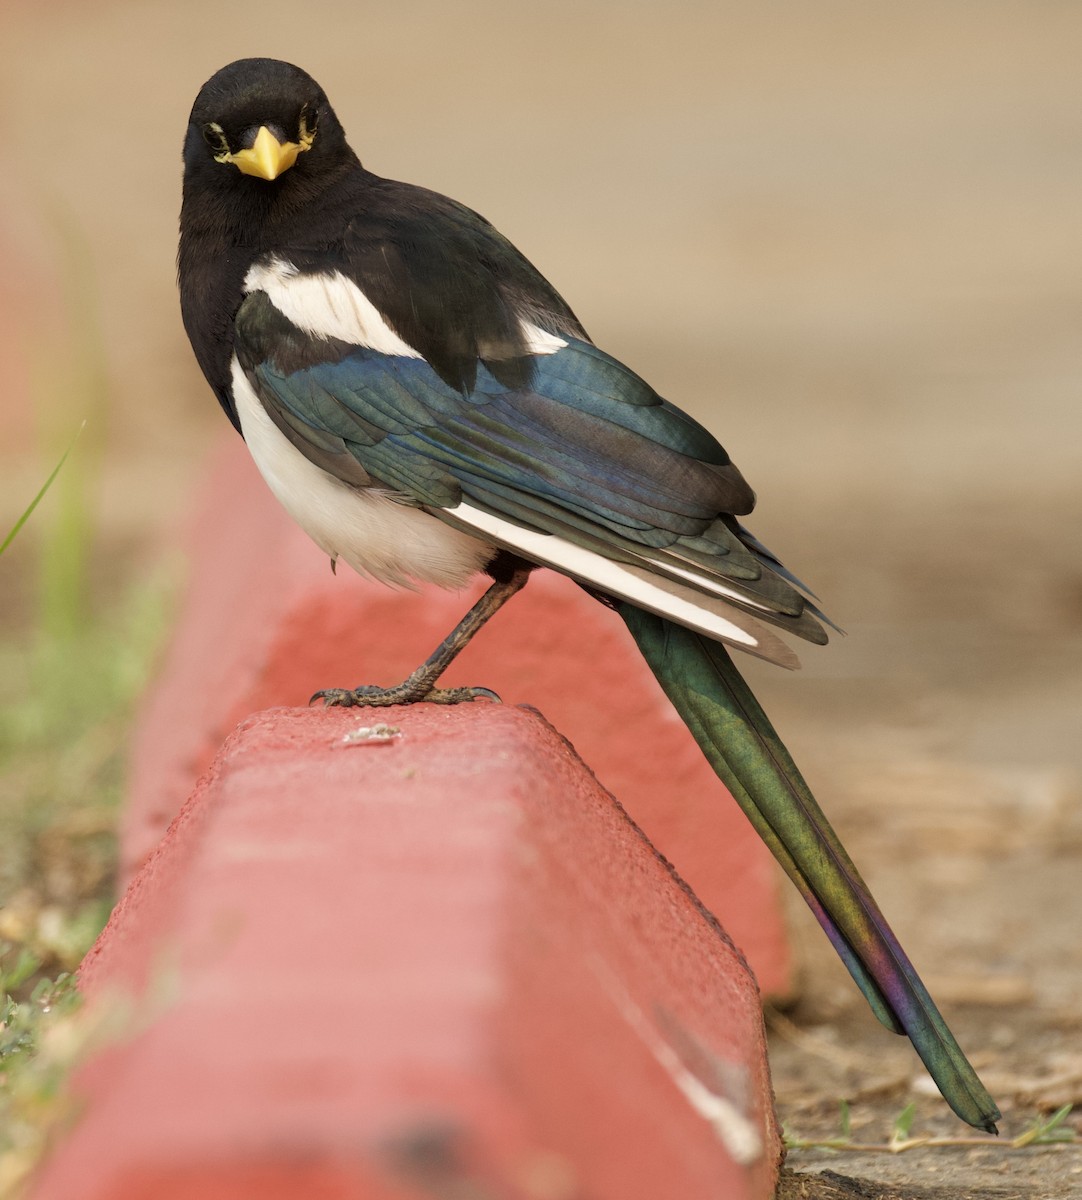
xmin=1 ymin=3 xmax=1080 ymax=1197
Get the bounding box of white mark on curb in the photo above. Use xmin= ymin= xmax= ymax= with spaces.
xmin=338 ymin=724 xmax=403 ymax=746
xmin=592 ymin=957 xmax=763 ymax=1165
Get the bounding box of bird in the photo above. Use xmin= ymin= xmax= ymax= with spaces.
xmin=178 ymin=57 xmax=999 ymax=1133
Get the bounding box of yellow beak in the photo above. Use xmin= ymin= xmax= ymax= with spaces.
xmin=220 ymin=126 xmax=304 ymax=180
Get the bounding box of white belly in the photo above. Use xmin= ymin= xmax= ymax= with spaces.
xmin=231 ymin=360 xmax=494 ymax=589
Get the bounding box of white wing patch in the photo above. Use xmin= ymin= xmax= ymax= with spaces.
xmin=450 ymin=502 xmax=764 ymax=651
xmin=645 ymin=555 xmax=775 ymax=614
xmin=244 ymin=256 xmax=566 ymax=359
xmin=232 ymin=360 xmax=494 ymax=589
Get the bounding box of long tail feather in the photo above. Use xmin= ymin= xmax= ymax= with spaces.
xmin=620 ymin=603 xmax=1000 ymax=1134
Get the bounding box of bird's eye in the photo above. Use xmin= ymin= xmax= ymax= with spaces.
xmin=202 ymin=123 xmax=229 ymax=155
xmin=299 ymin=106 xmax=319 ymax=146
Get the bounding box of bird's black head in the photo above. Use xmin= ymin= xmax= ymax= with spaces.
xmin=183 ymin=58 xmax=353 ymax=191
xmin=180 ymin=59 xmax=361 ymax=431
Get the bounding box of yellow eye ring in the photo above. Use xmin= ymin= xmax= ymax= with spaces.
xmin=202 ymin=122 xmax=228 ymax=154
xmin=298 ymin=107 xmax=318 ymax=150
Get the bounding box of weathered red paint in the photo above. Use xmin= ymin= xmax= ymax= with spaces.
xmin=35 ymin=705 xmax=780 ymax=1200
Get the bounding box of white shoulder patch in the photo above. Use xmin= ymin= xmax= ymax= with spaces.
xmin=519 ymin=322 xmax=568 ymax=355
xmin=244 ymin=258 xmax=423 ymax=358
xmin=245 ymin=257 xmax=567 ymax=363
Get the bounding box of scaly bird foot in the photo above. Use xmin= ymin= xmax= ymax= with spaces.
xmin=311 ymin=682 xmax=502 ymax=708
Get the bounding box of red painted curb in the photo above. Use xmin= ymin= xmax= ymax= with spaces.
xmin=37 ymin=705 xmax=780 ymax=1199
xmin=125 ymin=437 xmax=791 ymax=996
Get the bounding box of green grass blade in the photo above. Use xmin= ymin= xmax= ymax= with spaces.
xmin=0 ymin=422 xmax=85 ymax=559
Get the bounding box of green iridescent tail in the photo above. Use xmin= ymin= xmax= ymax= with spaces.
xmin=620 ymin=603 xmax=1000 ymax=1133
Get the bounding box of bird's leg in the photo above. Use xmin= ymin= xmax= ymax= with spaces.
xmin=312 ymin=564 xmax=531 ymax=708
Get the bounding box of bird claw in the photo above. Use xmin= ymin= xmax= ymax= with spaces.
xmin=425 ymin=685 xmax=502 ymax=705
xmin=310 ymin=683 xmax=502 ymax=708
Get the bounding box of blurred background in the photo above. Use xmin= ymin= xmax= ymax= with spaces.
xmin=1 ymin=0 xmax=1080 ymax=1189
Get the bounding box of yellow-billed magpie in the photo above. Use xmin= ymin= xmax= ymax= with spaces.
xmin=179 ymin=58 xmax=999 ymax=1132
